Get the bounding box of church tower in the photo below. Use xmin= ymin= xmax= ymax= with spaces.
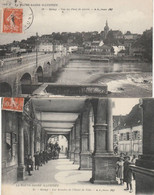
xmin=104 ymin=20 xmax=109 ymax=39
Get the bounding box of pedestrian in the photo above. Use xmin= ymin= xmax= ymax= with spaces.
xmin=131 ymin=155 xmax=137 ymax=180
xmin=27 ymin=155 xmax=33 ymax=176
xmin=116 ymin=157 xmax=124 ymax=185
xmin=42 ymin=151 xmax=46 ymax=164
xmin=39 ymin=151 xmax=43 ymax=166
xmin=123 ymin=156 xmax=133 ymax=193
xmin=34 ymin=151 xmax=40 ymax=170
xmin=44 ymin=150 xmax=48 ymax=163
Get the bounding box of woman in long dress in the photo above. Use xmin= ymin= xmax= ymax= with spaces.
xmin=116 ymin=157 xmax=124 ymax=185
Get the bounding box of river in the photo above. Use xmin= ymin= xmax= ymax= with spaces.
xmin=54 ymin=60 xmax=152 ymax=84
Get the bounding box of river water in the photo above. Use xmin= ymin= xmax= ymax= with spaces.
xmin=55 ymin=60 xmax=152 ymax=84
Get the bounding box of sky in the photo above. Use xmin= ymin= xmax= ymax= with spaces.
xmin=0 ymin=0 xmax=153 ymax=44
xmin=112 ymin=98 xmax=140 ymax=115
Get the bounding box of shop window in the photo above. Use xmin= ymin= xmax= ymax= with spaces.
xmin=126 ymin=132 xmax=130 ymax=140
xmin=125 ymin=144 xmax=130 ymax=152
xmin=6 ymin=132 xmax=12 ymax=161
xmin=133 ymin=131 xmax=138 ymax=140
xmin=133 ymin=144 xmax=138 ymax=152
xmin=120 ymin=133 xmax=123 ymax=141
xmin=6 ymin=132 xmax=17 ymax=162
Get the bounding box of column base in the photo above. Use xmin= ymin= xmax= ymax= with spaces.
xmin=79 ymin=152 xmax=92 ymax=170
xmin=90 ymin=178 xmax=118 ymax=184
xmin=91 ymin=153 xmax=118 ymax=184
xmin=17 ymin=165 xmax=25 ymax=181
xmin=74 ymin=152 xmax=80 ymax=164
xmin=131 ymin=165 xmax=154 ymax=194
xmin=70 ymin=152 xmax=75 ymax=162
xmin=68 ymin=152 xmax=71 ymax=159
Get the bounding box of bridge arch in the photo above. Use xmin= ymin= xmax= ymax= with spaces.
xmin=20 ymin=73 xmax=32 ymax=94
xmin=36 ymin=66 xmax=43 ymax=82
xmin=0 ymin=82 xmax=12 ymax=97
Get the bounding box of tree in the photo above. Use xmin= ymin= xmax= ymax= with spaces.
xmin=133 ymin=28 xmax=152 ymax=62
xmin=104 ymin=30 xmax=118 ymax=46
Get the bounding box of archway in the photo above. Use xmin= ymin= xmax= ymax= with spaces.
xmin=47 ymin=135 xmax=68 ymax=159
xmin=20 ymin=73 xmax=32 ymax=94
xmin=0 ymin=82 xmax=12 ymax=97
xmin=36 ymin=66 xmax=43 ymax=82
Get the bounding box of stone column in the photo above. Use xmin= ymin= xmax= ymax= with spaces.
xmin=90 ymin=99 xmax=117 ymax=184
xmin=30 ymin=122 xmax=35 ymax=162
xmin=74 ymin=117 xmax=81 ymax=164
xmin=17 ymin=114 xmax=25 ymax=181
xmin=68 ymin=132 xmax=72 ymax=159
xmin=40 ymin=128 xmax=45 ymax=151
xmin=131 ymin=99 xmax=154 ymax=195
xmin=70 ymin=127 xmax=75 ymax=161
xmin=107 ymin=99 xmax=114 ymax=153
xmin=80 ymin=108 xmax=92 ymax=170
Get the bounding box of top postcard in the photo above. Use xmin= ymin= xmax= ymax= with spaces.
xmin=0 ymin=0 xmax=153 ymax=98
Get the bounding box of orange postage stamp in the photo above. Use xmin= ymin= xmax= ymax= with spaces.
xmin=2 ymin=8 xmax=23 ymax=33
xmin=2 ymin=97 xmax=24 ymax=112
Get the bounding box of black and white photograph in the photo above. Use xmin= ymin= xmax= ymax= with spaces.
xmin=0 ymin=0 xmax=153 ymax=195
xmin=0 ymin=0 xmax=153 ymax=97
xmin=1 ymin=97 xmax=154 ymax=195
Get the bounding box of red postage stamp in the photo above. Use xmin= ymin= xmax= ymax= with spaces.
xmin=2 ymin=97 xmax=24 ymax=112
xmin=2 ymin=8 xmax=23 ymax=33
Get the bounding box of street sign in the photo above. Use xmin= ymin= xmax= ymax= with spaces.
xmin=2 ymin=97 xmax=24 ymax=112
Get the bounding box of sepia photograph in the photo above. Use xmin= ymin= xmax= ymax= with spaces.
xmin=0 ymin=0 xmax=153 ymax=97
xmin=0 ymin=0 xmax=153 ymax=195
xmin=1 ymin=97 xmax=154 ymax=195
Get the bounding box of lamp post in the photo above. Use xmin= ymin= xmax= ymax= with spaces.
xmin=52 ymin=41 xmax=55 ymax=60
xmin=36 ymin=32 xmax=39 ymax=67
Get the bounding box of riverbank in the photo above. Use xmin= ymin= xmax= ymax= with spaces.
xmin=70 ymin=54 xmax=150 ymax=63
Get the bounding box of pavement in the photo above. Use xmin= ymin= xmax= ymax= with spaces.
xmin=14 ymin=154 xmax=135 ymax=195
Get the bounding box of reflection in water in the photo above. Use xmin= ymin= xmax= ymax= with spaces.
xmin=55 ymin=60 xmax=151 ymax=84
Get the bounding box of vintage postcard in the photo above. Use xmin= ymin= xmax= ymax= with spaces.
xmin=0 ymin=0 xmax=153 ymax=97
xmin=1 ymin=97 xmax=154 ymax=195
xmin=0 ymin=0 xmax=154 ymax=195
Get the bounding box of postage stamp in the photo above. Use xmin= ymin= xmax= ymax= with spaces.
xmin=2 ymin=97 xmax=24 ymax=112
xmin=2 ymin=8 xmax=23 ymax=33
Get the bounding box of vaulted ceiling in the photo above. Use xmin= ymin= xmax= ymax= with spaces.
xmin=31 ymin=97 xmax=86 ymax=135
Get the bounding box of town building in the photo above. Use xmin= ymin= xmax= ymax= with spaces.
xmin=112 ymin=45 xmax=125 ymax=55
xmin=113 ymin=104 xmax=142 ymax=156
xmin=39 ymin=43 xmax=53 ymax=52
xmin=124 ymin=31 xmax=141 ymax=40
xmin=112 ymin=30 xmax=123 ymax=39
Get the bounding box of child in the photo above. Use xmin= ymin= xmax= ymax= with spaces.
xmin=27 ymin=155 xmax=33 ymax=176
xmin=116 ymin=157 xmax=124 ymax=185
xmin=123 ymin=156 xmax=133 ymax=193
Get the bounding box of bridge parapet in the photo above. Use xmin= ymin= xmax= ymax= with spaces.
xmin=0 ymin=52 xmax=66 ymax=73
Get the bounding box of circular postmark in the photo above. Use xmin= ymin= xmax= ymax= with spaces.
xmin=23 ymin=6 xmax=34 ymax=31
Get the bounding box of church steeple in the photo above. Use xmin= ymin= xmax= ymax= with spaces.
xmin=104 ymin=20 xmax=109 ymax=39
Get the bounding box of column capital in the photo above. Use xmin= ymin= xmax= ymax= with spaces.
xmin=93 ymin=123 xmax=107 ymax=131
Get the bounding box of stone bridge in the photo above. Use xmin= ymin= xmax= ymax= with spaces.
xmin=0 ymin=52 xmax=69 ymax=96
